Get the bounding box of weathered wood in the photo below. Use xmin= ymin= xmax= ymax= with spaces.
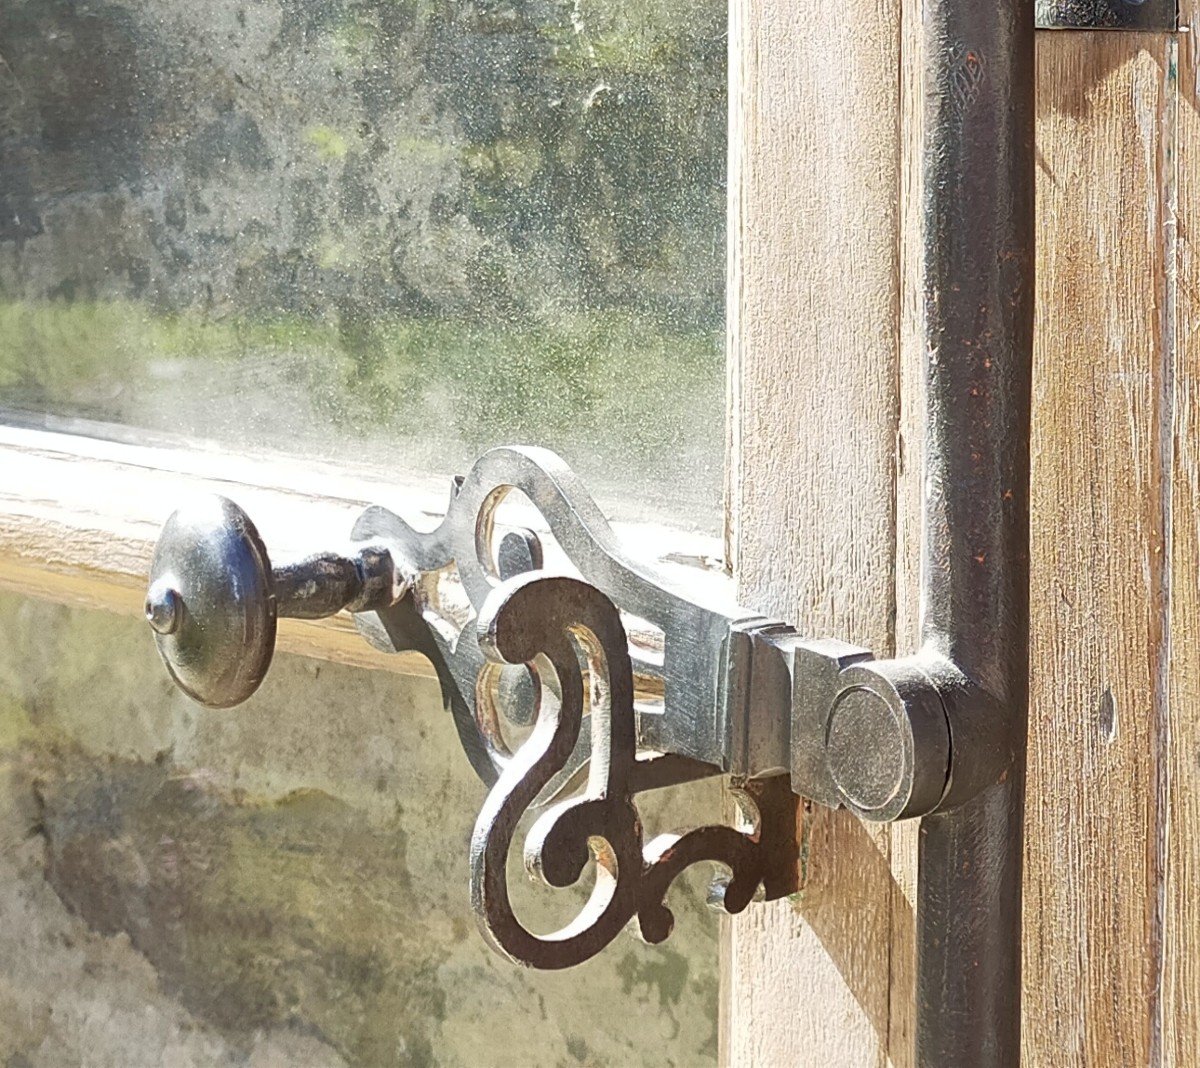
xmin=1164 ymin=13 xmax=1199 ymax=1065
xmin=725 ymin=15 xmax=1189 ymax=1068
xmin=890 ymin=0 xmax=928 ymax=1058
xmin=722 ymin=0 xmax=904 ymax=1061
xmin=1024 ymin=32 xmax=1172 ymax=1067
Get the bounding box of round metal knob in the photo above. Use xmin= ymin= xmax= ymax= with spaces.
xmin=146 ymin=496 xmax=277 ymax=709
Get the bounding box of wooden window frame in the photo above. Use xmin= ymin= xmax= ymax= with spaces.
xmin=0 ymin=417 xmax=727 ymax=681
xmin=724 ymin=3 xmax=1200 ymax=1066
xmin=8 ymin=0 xmax=1199 ymax=1062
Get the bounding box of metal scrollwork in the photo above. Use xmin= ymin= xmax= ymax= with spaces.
xmin=470 ymin=571 xmax=774 ymax=968
xmin=351 ymin=446 xmax=762 ymax=790
xmin=144 ymin=444 xmax=799 ymax=971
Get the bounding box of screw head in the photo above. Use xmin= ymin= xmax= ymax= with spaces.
xmin=144 ymin=579 xmax=183 ymax=635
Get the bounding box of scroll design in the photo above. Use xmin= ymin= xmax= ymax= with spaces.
xmin=470 ymin=572 xmax=773 ymax=968
xmin=352 ymin=446 xmax=762 ymax=788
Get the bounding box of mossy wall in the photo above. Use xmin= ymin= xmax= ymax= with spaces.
xmin=0 ymin=593 xmax=720 ymax=1066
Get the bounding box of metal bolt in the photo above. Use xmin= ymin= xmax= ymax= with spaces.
xmin=826 ymin=686 xmax=907 ymax=812
xmin=145 ymin=579 xmax=183 ymax=636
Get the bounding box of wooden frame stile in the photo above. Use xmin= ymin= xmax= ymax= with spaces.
xmin=724 ymin=4 xmax=1200 ymax=1065
xmin=1168 ymin=0 xmax=1200 ymax=1059
xmin=722 ymin=0 xmax=916 ymax=1064
xmin=1029 ymin=24 xmax=1175 ymax=1068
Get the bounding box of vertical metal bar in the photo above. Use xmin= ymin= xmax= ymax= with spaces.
xmin=917 ymin=0 xmax=1034 ymax=1059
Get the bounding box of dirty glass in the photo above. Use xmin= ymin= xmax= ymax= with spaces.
xmin=0 ymin=592 xmax=722 ymax=1066
xmin=0 ymin=0 xmax=727 ymax=528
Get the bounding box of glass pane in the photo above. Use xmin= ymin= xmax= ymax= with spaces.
xmin=0 ymin=1 xmax=726 ymax=529
xmin=0 ymin=593 xmax=721 ymax=1066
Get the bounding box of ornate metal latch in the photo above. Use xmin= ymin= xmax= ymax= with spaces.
xmin=144 ymin=446 xmax=961 ymax=968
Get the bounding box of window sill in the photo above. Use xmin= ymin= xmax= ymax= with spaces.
xmin=0 ymin=422 xmax=728 ymax=681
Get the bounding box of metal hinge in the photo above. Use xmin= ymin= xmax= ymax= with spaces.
xmin=1036 ymin=0 xmax=1177 ymax=29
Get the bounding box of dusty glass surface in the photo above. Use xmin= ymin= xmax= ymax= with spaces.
xmin=0 ymin=592 xmax=722 ymax=1066
xmin=0 ymin=0 xmax=726 ymax=528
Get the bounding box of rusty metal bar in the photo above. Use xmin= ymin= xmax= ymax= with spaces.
xmin=916 ymin=0 xmax=1034 ymax=1059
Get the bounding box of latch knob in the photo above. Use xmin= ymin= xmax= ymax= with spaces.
xmin=146 ymin=496 xmax=403 ymax=708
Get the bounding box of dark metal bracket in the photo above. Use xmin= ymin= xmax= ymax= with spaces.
xmin=1036 ymin=0 xmax=1177 ymax=29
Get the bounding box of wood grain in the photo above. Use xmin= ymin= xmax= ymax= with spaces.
xmin=1024 ymin=32 xmax=1173 ymax=1068
xmin=724 ymin=17 xmax=1190 ymax=1068
xmin=889 ymin=0 xmax=928 ymax=1058
xmin=722 ymin=0 xmax=905 ymax=1061
xmin=1164 ymin=11 xmax=1198 ymax=1065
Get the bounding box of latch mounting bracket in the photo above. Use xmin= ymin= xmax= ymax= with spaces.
xmin=1035 ymin=0 xmax=1176 ymax=30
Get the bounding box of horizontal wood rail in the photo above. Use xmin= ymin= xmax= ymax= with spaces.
xmin=0 ymin=421 xmax=723 ymax=690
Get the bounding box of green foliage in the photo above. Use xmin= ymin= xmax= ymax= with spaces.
xmin=0 ymin=300 xmax=721 ymax=493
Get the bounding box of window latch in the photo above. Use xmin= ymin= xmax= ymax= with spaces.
xmin=142 ymin=0 xmax=1053 ymax=1056
xmin=143 ymin=442 xmax=984 ymax=969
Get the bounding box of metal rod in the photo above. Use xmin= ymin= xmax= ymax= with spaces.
xmin=917 ymin=0 xmax=1034 ymax=1059
xmin=273 ymin=544 xmax=404 ymax=619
